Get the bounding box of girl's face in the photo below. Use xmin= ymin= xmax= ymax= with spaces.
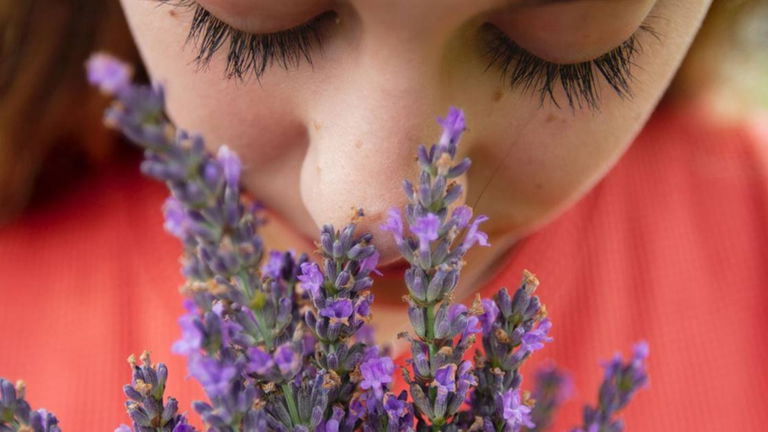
xmin=120 ymin=0 xmax=711 ymax=264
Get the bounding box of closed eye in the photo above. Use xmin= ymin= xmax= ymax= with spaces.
xmin=156 ymin=0 xmax=335 ymax=80
xmin=481 ymin=21 xmax=660 ymax=110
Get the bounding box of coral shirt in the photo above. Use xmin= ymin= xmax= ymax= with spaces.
xmin=1 ymin=105 xmax=767 ymax=431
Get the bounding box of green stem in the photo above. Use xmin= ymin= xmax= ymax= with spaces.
xmin=425 ymin=305 xmax=435 ymax=340
xmin=425 ymin=304 xmax=437 ymax=361
xmin=282 ymin=383 xmax=301 ymax=427
xmin=254 ymin=312 xmax=274 ymax=350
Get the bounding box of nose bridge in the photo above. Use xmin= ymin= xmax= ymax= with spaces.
xmin=305 ymin=28 xmax=444 ymax=163
xmin=298 ymin=45 xmax=445 ymax=233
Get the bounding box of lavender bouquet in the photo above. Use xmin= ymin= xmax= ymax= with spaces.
xmin=0 ymin=53 xmax=649 ymax=432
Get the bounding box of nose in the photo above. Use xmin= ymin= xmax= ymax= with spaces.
xmin=298 ymin=45 xmax=465 ymax=264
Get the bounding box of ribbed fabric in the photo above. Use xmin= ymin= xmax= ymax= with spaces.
xmin=1 ymin=105 xmax=766 ymax=431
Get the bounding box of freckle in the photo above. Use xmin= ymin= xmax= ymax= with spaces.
xmin=535 ymin=182 xmax=543 ymax=190
xmin=168 ymin=9 xmax=177 ymax=17
xmin=312 ymin=121 xmax=322 ymax=131
xmin=493 ymin=88 xmax=504 ymax=102
xmin=354 ymin=140 xmax=363 ymax=149
xmin=545 ymin=114 xmax=557 ymax=123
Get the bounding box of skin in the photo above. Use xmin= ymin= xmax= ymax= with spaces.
xmin=120 ymin=0 xmax=712 ymax=348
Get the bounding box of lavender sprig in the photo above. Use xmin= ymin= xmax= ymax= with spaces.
xmin=470 ymin=271 xmax=553 ymax=431
xmin=526 ymin=365 xmax=573 ymax=432
xmin=116 ymin=352 xmax=197 ymax=432
xmin=571 ymin=342 xmax=649 ymax=432
xmin=87 ymin=52 xmax=312 ymax=431
xmin=298 ymin=221 xmax=408 ymax=430
xmin=301 ymin=222 xmax=378 ymax=376
xmin=356 ymin=347 xmax=416 ymax=432
xmin=0 ymin=379 xmax=60 ymax=432
xmin=381 ymin=107 xmax=485 ymax=430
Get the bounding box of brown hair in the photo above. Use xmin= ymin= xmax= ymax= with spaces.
xmin=0 ymin=0 xmax=764 ymax=223
xmin=0 ymin=1 xmax=140 ymax=223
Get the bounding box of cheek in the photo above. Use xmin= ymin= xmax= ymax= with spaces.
xmin=469 ymin=107 xmax=637 ymax=233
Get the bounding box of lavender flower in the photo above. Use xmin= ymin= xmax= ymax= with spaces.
xmin=360 ymin=355 xmax=395 ymax=399
xmin=172 ymin=300 xmax=204 ymax=356
xmin=528 ymin=364 xmax=573 ymax=432
xmin=382 ymin=107 xmax=487 ymax=429
xmin=380 ymin=209 xmax=404 ymax=247
xmin=500 ymin=388 xmax=535 ymax=431
xmin=521 ymin=318 xmax=553 ymax=353
xmin=356 ymin=347 xmax=414 ymax=432
xmin=86 ymin=52 xmax=132 ymax=95
xmin=437 ymin=107 xmax=466 ymax=154
xmin=470 ymin=270 xmax=552 ymax=431
xmin=188 ymin=354 xmax=239 ymax=399
xmin=0 ymin=379 xmax=61 ymax=432
xmin=572 ymin=342 xmax=650 ymax=432
xmin=298 ymin=221 xmax=392 ymax=430
xmin=87 ymin=53 xmax=312 ymax=431
xmin=119 ymin=352 xmax=197 ymax=432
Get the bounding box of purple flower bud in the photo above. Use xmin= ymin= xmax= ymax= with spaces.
xmin=355 ymin=324 xmax=375 ymax=345
xmin=410 ymin=213 xmax=440 ymax=252
xmin=521 ymin=318 xmax=553 ymax=353
xmin=188 ymin=354 xmax=238 ymax=398
xmin=433 ymin=364 xmax=457 ymax=392
xmin=633 ymin=341 xmax=649 ymax=362
xmin=320 ymin=298 xmax=355 ymax=325
xmin=462 ymin=215 xmax=490 ymax=250
xmin=479 ymin=298 xmax=499 ymax=335
xmin=216 ymin=145 xmax=241 ymax=187
xmin=355 ymin=294 xmax=373 ymax=318
xmin=172 ymin=421 xmax=196 ymax=432
xmin=451 ymin=205 xmax=473 ymax=230
xmin=383 ymin=392 xmax=410 ymax=423
xmin=274 ymin=343 xmax=300 ymax=377
xmin=380 ymin=209 xmax=404 ymax=245
xmin=360 ymin=356 xmax=394 ymax=399
xmin=437 ymin=106 xmax=466 ymax=154
xmin=86 ymin=52 xmax=132 ymax=94
xmin=405 ymin=267 xmax=428 ymax=301
xmin=246 ymin=346 xmax=274 ymax=375
xmin=172 ymin=301 xmax=203 ymax=355
xmin=359 ymin=250 xmax=381 ymax=276
xmin=262 ymin=250 xmax=284 ymax=280
xmin=447 ymin=157 xmax=471 ymax=178
xmin=501 ymin=388 xmax=535 ymax=429
xmin=163 ymin=197 xmax=193 ymax=240
xmin=298 ymin=262 xmax=324 ymax=300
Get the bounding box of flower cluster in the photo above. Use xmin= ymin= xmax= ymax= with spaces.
xmin=0 ymin=379 xmax=60 ymax=432
xmin=116 ymin=352 xmax=195 ymax=432
xmin=0 ymin=52 xmax=652 ymax=432
xmin=379 ymin=107 xmax=486 ymax=430
xmin=572 ymin=342 xmax=649 ymax=432
xmin=468 ymin=271 xmax=553 ymax=431
xmin=528 ymin=364 xmax=573 ymax=432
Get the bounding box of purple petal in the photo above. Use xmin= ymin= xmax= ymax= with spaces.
xmin=216 ymin=145 xmax=241 ymax=187
xmin=380 ymin=209 xmax=404 ymax=244
xmin=410 ymin=213 xmax=440 ymax=250
xmin=86 ymin=52 xmax=132 ymax=94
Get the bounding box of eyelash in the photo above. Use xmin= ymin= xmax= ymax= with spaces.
xmin=481 ymin=23 xmax=658 ymax=110
xmin=160 ymin=1 xmax=657 ymax=110
xmin=159 ymin=1 xmax=333 ymax=80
